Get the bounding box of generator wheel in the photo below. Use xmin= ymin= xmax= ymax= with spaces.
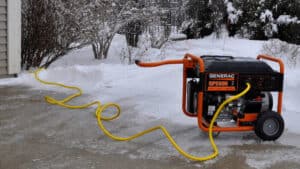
xmin=255 ymin=111 xmax=284 ymax=141
xmin=187 ymin=80 xmax=197 ymax=114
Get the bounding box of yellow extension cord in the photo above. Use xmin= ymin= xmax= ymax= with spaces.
xmin=34 ymin=68 xmax=251 ymax=161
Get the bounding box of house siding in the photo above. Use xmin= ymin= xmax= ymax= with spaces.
xmin=8 ymin=0 xmax=21 ymax=75
xmin=0 ymin=0 xmax=7 ymax=75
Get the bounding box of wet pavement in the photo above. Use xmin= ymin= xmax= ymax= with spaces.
xmin=0 ymin=85 xmax=300 ymax=169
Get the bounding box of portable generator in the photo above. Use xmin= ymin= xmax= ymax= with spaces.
xmin=135 ymin=54 xmax=285 ymax=141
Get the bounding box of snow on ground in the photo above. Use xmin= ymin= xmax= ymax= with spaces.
xmin=1 ymin=35 xmax=300 ymax=134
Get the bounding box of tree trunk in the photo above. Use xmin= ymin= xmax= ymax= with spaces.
xmin=126 ymin=33 xmax=139 ymax=47
xmin=93 ymin=36 xmax=114 ymax=60
xmin=103 ymin=37 xmax=113 ymax=59
xmin=92 ymin=43 xmax=100 ymax=59
xmin=103 ymin=43 xmax=109 ymax=59
xmin=92 ymin=43 xmax=104 ymax=60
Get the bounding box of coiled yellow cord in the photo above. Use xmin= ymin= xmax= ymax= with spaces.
xmin=34 ymin=68 xmax=251 ymax=161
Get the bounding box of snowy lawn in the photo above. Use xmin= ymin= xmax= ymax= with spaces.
xmin=1 ymin=35 xmax=300 ymax=134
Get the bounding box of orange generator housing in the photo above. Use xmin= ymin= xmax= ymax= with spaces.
xmin=136 ymin=54 xmax=285 ymax=141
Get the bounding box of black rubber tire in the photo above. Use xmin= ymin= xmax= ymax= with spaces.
xmin=254 ymin=113 xmax=263 ymax=137
xmin=187 ymin=80 xmax=197 ymax=114
xmin=255 ymin=111 xmax=284 ymax=141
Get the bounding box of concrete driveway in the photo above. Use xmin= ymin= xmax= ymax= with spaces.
xmin=1 ymin=86 xmax=300 ymax=169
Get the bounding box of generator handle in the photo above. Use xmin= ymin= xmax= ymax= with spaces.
xmin=257 ymin=54 xmax=284 ymax=74
xmin=184 ymin=53 xmax=205 ymax=72
xmin=135 ymin=54 xmax=205 ymax=72
xmin=135 ymin=59 xmax=184 ymax=67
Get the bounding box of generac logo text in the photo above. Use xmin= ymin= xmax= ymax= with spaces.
xmin=209 ymin=73 xmax=235 ymax=79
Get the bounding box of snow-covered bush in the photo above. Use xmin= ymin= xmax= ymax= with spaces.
xmin=262 ymin=39 xmax=300 ymax=67
xmin=225 ymin=1 xmax=242 ymax=24
xmin=276 ymin=15 xmax=300 ymax=45
xmin=225 ymin=0 xmax=300 ymax=44
xmin=260 ymin=9 xmax=278 ymax=38
xmin=277 ymin=15 xmax=300 ymax=25
xmin=182 ymin=0 xmax=217 ymax=39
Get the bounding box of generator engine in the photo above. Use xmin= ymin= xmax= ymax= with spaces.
xmin=189 ymin=85 xmax=273 ymax=123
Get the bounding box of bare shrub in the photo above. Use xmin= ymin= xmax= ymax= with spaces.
xmin=21 ymin=0 xmax=84 ymax=69
xmin=80 ymin=1 xmax=157 ymax=60
xmin=261 ymin=39 xmax=300 ymax=67
xmin=121 ymin=33 xmax=152 ymax=64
